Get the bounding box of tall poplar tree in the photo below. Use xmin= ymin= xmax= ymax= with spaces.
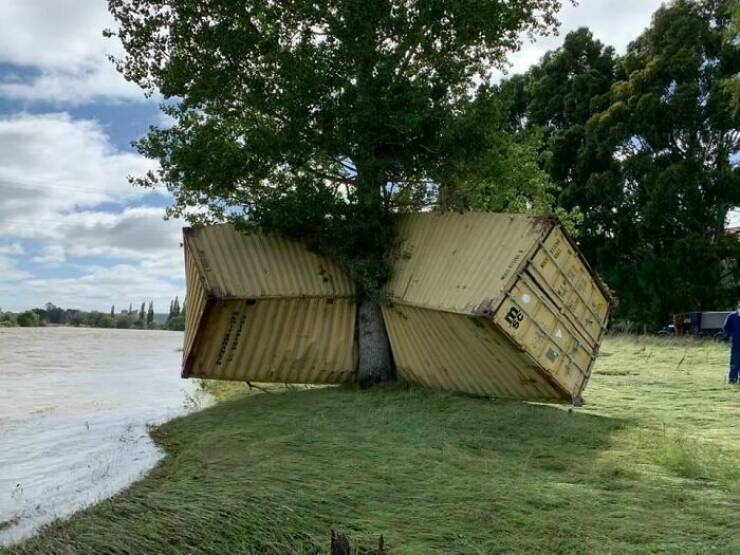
xmin=107 ymin=0 xmax=567 ymax=384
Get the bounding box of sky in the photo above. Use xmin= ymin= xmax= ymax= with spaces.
xmin=0 ymin=0 xmax=735 ymax=312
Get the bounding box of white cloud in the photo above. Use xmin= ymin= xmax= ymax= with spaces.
xmin=0 ymin=112 xmax=184 ymax=311
xmin=0 ymin=1 xmax=116 ymax=68
xmin=0 ymin=243 xmax=24 ymax=255
xmin=0 ymin=0 xmax=148 ymax=104
xmin=0 ymin=255 xmax=31 ymax=283
xmin=55 ymin=207 xmax=185 ymax=261
xmin=1 ymin=263 xmax=182 ymax=313
xmin=0 ymin=208 xmax=186 ymax=311
xmin=0 ymin=112 xmax=159 ymax=238
xmin=30 ymin=245 xmax=67 ymax=266
xmin=0 ymin=64 xmax=147 ymax=106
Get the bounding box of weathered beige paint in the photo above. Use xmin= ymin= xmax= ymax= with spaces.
xmin=386 ymin=212 xmax=548 ymax=313
xmin=186 ymin=297 xmax=356 ymax=384
xmin=382 ymin=303 xmax=561 ymax=400
xmin=182 ymin=225 xmax=356 ymax=383
xmin=182 ymin=214 xmax=611 ymax=402
xmin=384 ymin=213 xmax=611 ymax=402
xmin=185 ymin=224 xmax=353 ymax=299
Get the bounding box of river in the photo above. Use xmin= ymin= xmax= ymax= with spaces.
xmin=0 ymin=327 xmax=210 ymax=546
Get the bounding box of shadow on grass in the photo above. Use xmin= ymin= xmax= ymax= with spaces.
xmin=7 ymin=385 xmax=632 ymax=555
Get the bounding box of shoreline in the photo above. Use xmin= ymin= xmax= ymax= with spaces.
xmin=4 ymin=336 xmax=740 ymax=554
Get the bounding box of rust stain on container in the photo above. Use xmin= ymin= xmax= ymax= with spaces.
xmin=182 ymin=224 xmax=356 ymax=384
xmin=384 ymin=213 xmax=612 ymax=402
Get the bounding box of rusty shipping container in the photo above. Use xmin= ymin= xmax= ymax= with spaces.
xmin=182 ymin=224 xmax=356 ymax=384
xmin=182 ymin=213 xmax=611 ymax=402
xmin=383 ymin=212 xmax=612 ymax=402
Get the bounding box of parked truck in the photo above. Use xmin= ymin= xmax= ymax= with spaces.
xmin=667 ymin=311 xmax=732 ymax=339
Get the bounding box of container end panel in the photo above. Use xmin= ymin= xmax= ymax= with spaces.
xmin=528 ymin=227 xmax=610 ymax=347
xmin=183 ymin=243 xmax=209 ymax=370
xmin=494 ymin=274 xmax=595 ymax=399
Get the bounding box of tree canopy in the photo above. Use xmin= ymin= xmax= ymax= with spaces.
xmin=516 ymin=28 xmax=618 ymax=252
xmin=587 ymin=0 xmax=740 ymax=325
xmin=108 ymin=0 xmax=567 ymax=296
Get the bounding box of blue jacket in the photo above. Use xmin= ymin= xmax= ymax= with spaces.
xmin=723 ymin=312 xmax=740 ymax=350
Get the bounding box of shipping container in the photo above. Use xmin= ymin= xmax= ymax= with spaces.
xmin=182 ymin=213 xmax=611 ymax=403
xmin=383 ymin=212 xmax=612 ymax=402
xmin=182 ymin=224 xmax=356 ymax=384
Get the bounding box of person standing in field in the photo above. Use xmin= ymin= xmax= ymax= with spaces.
xmin=723 ymin=303 xmax=740 ymax=384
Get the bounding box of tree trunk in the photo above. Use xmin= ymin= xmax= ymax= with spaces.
xmin=357 ymin=298 xmax=393 ymax=387
xmin=353 ymin=156 xmax=394 ymax=386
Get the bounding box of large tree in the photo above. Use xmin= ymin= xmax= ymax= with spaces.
xmin=107 ymin=0 xmax=567 ymax=384
xmin=725 ymin=1 xmax=740 ymax=114
xmin=500 ymin=28 xmax=618 ymax=260
xmin=587 ymin=0 xmax=740 ymax=326
xmin=434 ymin=84 xmax=583 ymax=235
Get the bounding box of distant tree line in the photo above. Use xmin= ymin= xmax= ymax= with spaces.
xmin=492 ymin=0 xmax=740 ymax=327
xmin=0 ymin=299 xmax=186 ymax=331
xmin=166 ymin=296 xmax=186 ymax=331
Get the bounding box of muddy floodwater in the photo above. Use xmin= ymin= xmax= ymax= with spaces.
xmin=0 ymin=327 xmax=210 ymax=546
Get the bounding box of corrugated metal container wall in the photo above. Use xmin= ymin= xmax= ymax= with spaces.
xmin=381 ymin=304 xmax=562 ymax=399
xmin=386 ymin=212 xmax=548 ymax=313
xmin=184 ymin=224 xmax=353 ymax=299
xmin=182 ymin=225 xmax=356 ymax=384
xmin=183 ymin=245 xmax=208 ymax=365
xmin=385 ymin=213 xmax=611 ymax=402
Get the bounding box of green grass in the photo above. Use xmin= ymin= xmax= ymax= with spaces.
xmin=5 ymin=335 xmax=740 ymax=554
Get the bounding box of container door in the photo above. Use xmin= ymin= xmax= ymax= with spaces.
xmin=526 ymin=227 xmax=610 ymax=348
xmin=493 ymin=274 xmax=594 ymax=400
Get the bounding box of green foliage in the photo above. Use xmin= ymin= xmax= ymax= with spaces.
xmin=435 ymin=89 xmax=583 ymax=233
xmin=22 ymin=305 xmax=163 ymax=330
xmin=116 ymin=315 xmax=135 ymax=329
xmin=146 ymin=301 xmax=154 ymax=325
xmin=0 ymin=311 xmax=18 ymax=327
xmin=97 ymin=315 xmax=116 ymax=329
xmin=501 ymin=28 xmax=618 ymax=249
xmin=586 ymin=0 xmax=740 ymax=326
xmin=168 ymin=296 xmax=181 ymax=319
xmin=69 ymin=312 xmax=86 ymax=327
xmin=16 ymin=311 xmax=40 ymax=327
xmin=724 ymin=2 xmax=740 ymax=115
xmin=10 ymin=336 xmax=740 ymax=554
xmin=165 ymin=314 xmax=185 ymax=331
xmin=107 ymin=0 xmax=566 ymax=296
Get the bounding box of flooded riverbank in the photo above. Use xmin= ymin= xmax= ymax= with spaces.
xmin=0 ymin=327 xmax=209 ymax=546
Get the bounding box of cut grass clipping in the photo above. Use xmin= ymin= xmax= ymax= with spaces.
xmin=5 ymin=335 xmax=740 ymax=554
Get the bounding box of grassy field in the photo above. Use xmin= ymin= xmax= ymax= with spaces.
xmin=5 ymin=335 xmax=740 ymax=554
